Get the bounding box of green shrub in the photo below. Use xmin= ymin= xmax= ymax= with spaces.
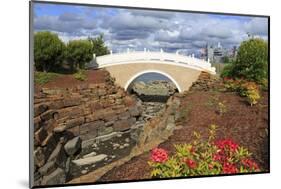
xmin=73 ymin=69 xmax=87 ymax=81
xmin=66 ymin=40 xmax=93 ymax=70
xmin=34 ymin=31 xmax=65 ymax=72
xmin=221 ymin=38 xmax=268 ymax=83
xmin=220 ymin=63 xmax=234 ymax=78
xmin=34 ymin=72 xmax=60 ymax=84
xmin=88 ymin=35 xmax=110 ymax=56
xmin=148 ymin=125 xmax=260 ymax=178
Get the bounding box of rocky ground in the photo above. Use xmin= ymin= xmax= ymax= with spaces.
xmin=130 ymin=80 xmax=177 ymax=102
xmin=65 ymin=100 xmax=167 ymax=182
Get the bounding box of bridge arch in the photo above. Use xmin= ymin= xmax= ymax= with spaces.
xmin=124 ymin=69 xmax=182 ymax=93
xmin=89 ymin=51 xmax=216 ymax=92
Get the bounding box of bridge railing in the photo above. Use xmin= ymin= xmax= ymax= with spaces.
xmin=91 ymin=51 xmax=216 ymax=74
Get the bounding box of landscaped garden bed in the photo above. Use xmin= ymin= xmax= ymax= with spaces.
xmin=99 ymin=89 xmax=268 ymax=181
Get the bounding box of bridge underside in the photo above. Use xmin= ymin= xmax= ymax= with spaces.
xmin=103 ymin=62 xmax=202 ymax=93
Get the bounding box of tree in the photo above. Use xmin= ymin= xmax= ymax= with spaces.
xmin=88 ymin=35 xmax=109 ymax=56
xmin=233 ymin=38 xmax=268 ymax=82
xmin=34 ymin=31 xmax=65 ymax=72
xmin=221 ymin=38 xmax=268 ymax=83
xmin=66 ymin=39 xmax=93 ymax=70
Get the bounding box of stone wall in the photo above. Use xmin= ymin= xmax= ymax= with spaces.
xmin=189 ymin=71 xmax=222 ymax=91
xmin=33 ymin=77 xmax=142 ymax=185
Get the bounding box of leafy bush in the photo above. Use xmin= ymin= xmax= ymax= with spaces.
xmin=224 ymin=78 xmax=260 ymax=106
xmin=148 ymin=125 xmax=260 ymax=178
xmin=34 ymin=72 xmax=60 ymax=84
xmin=221 ymin=38 xmax=268 ymax=83
xmin=34 ymin=31 xmax=65 ymax=72
xmin=66 ymin=40 xmax=93 ymax=70
xmin=239 ymin=82 xmax=260 ymax=106
xmin=73 ymin=69 xmax=87 ymax=81
xmin=220 ymin=64 xmax=234 ymax=78
xmin=88 ymin=35 xmax=110 ymax=56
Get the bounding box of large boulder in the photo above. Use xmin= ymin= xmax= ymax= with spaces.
xmin=64 ymin=137 xmax=82 ymax=156
xmin=41 ymin=168 xmax=66 ymax=185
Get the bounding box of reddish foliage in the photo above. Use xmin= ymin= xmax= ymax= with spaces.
xmin=242 ymin=159 xmax=260 ymax=170
xmin=150 ymin=148 xmax=169 ymax=163
xmin=185 ymin=159 xmax=197 ymax=169
xmin=222 ymin=162 xmax=238 ymax=174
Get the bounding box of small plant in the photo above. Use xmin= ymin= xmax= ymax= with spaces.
xmin=73 ymin=69 xmax=87 ymax=81
xmin=148 ymin=125 xmax=260 ymax=178
xmin=205 ymin=95 xmax=227 ymax=115
xmin=217 ymin=102 xmax=227 ymax=115
xmin=34 ymin=72 xmax=60 ymax=84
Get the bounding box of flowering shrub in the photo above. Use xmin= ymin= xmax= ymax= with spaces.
xmin=223 ymin=78 xmax=260 ymax=106
xmin=150 ymin=148 xmax=169 ymax=163
xmin=148 ymin=125 xmax=260 ymax=178
xmin=239 ymin=82 xmax=260 ymax=106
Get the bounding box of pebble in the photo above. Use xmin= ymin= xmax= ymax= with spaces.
xmin=123 ymin=143 xmax=130 ymax=147
xmin=125 ymin=138 xmax=130 ymax=143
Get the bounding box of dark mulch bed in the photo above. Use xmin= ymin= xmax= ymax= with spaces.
xmin=34 ymin=69 xmax=109 ymax=92
xmin=99 ymin=91 xmax=269 ymax=182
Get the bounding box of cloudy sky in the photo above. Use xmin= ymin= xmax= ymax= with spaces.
xmin=33 ymin=2 xmax=268 ymax=56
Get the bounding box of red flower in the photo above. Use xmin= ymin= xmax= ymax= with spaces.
xmin=242 ymin=159 xmax=259 ymax=170
xmin=213 ymin=153 xmax=223 ymax=162
xmin=215 ymin=139 xmax=239 ymax=152
xmin=185 ymin=159 xmax=197 ymax=169
xmin=150 ymin=148 xmax=169 ymax=163
xmin=222 ymin=162 xmax=238 ymax=174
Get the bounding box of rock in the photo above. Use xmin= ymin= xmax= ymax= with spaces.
xmin=38 ymin=161 xmax=56 ymax=176
xmin=72 ymin=154 xmax=108 ymax=166
xmin=65 ymin=157 xmax=71 ymax=173
xmin=118 ymin=111 xmax=130 ymax=120
xmin=63 ymin=97 xmax=81 ymax=107
xmin=40 ymin=110 xmax=56 ymax=121
xmin=48 ymin=143 xmax=67 ymax=168
xmin=113 ymin=119 xmax=131 ymax=132
xmin=113 ymin=143 xmax=120 ymax=148
xmin=128 ymin=106 xmax=140 ymax=117
xmin=41 ymin=168 xmax=66 ymax=185
xmin=34 ymin=127 xmax=48 ymax=146
xmin=83 ymin=151 xmax=97 ymax=158
xmin=81 ymin=170 xmax=88 ymax=174
xmin=64 ymin=137 xmax=82 ymax=156
xmin=123 ymin=143 xmax=130 ymax=147
xmin=53 ymin=125 xmax=67 ymax=133
xmin=34 ymin=104 xmax=48 ymax=117
xmin=98 ymin=126 xmax=113 ymax=136
xmin=34 ymin=147 xmax=46 ymax=168
xmin=34 ymin=116 xmax=42 ymax=132
xmin=125 ymin=138 xmax=130 ymax=143
xmin=65 ymin=117 xmax=84 ymax=129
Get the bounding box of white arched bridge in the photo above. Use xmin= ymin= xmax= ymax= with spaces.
xmin=88 ymin=50 xmax=216 ymax=93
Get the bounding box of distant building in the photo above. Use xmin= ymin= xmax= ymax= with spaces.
xmin=203 ymin=42 xmax=237 ymax=63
